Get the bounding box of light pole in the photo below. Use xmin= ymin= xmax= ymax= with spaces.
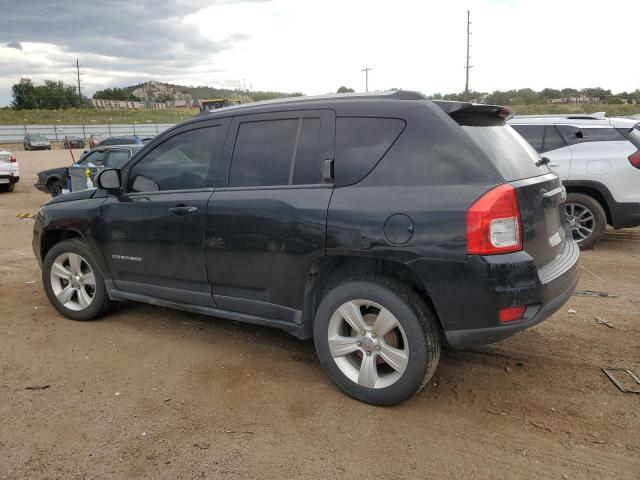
xmin=361 ymin=67 xmax=372 ymax=92
xmin=464 ymin=11 xmax=473 ymax=101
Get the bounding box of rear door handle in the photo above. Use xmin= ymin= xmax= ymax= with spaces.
xmin=549 ymin=162 xmax=560 ymax=167
xmin=169 ymin=206 xmax=198 ymax=215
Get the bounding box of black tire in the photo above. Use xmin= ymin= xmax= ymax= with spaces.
xmin=565 ymin=193 xmax=607 ymax=249
xmin=48 ymin=179 xmax=65 ymax=197
xmin=42 ymin=239 xmax=111 ymax=321
xmin=5 ymin=183 xmax=15 ymax=192
xmin=313 ymin=275 xmax=440 ymax=405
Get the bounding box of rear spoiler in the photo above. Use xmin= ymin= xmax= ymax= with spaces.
xmin=432 ymin=100 xmax=513 ymax=120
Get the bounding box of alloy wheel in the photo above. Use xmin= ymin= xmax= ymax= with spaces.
xmin=327 ymin=299 xmax=409 ymax=389
xmin=49 ymin=252 xmax=96 ymax=311
xmin=565 ymin=202 xmax=595 ymax=243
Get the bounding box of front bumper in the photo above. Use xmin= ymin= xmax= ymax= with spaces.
xmin=34 ymin=181 xmax=49 ymax=193
xmin=32 ymin=213 xmax=44 ymax=268
xmin=409 ymin=239 xmax=580 ymax=349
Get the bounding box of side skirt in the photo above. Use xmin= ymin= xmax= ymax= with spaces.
xmin=106 ymin=282 xmax=310 ymax=340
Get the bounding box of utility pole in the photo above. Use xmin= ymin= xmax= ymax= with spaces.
xmin=464 ymin=10 xmax=473 ymax=101
xmin=76 ymin=58 xmax=82 ymax=109
xmin=361 ymin=67 xmax=372 ymax=92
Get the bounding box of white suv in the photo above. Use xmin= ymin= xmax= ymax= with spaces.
xmin=509 ymin=114 xmax=640 ymax=248
xmin=0 ymin=147 xmax=20 ymax=192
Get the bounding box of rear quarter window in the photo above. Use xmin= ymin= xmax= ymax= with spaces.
xmin=462 ymin=125 xmax=550 ymax=181
xmin=557 ymin=126 xmax=626 ymax=145
xmin=335 ymin=117 xmax=405 ymax=186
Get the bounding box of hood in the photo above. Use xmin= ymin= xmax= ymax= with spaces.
xmin=38 ymin=166 xmax=69 ymax=177
xmin=44 ymin=188 xmax=99 ymax=205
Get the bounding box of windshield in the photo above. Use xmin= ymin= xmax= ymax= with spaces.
xmin=31 ymin=135 xmax=47 ymax=141
xmin=462 ymin=124 xmax=551 ymax=181
xmin=105 ymin=150 xmax=131 ymax=168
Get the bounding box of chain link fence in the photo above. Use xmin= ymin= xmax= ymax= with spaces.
xmin=0 ymin=123 xmax=175 ymax=144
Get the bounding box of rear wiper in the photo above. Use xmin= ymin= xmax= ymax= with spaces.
xmin=536 ymin=156 xmax=550 ymax=167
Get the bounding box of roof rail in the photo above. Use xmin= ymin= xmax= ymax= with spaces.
xmin=199 ymin=90 xmax=428 ymax=115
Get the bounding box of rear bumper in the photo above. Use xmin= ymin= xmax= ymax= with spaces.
xmin=409 ymin=238 xmax=580 ymax=349
xmin=610 ymin=201 xmax=640 ymax=229
xmin=0 ymin=174 xmax=19 ymax=184
xmin=444 ymin=258 xmax=578 ymax=348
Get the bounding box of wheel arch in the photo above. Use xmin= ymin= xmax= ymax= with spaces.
xmin=563 ymin=181 xmax=612 ymax=226
xmin=40 ymin=228 xmax=84 ymax=263
xmin=303 ymin=255 xmax=442 ymax=336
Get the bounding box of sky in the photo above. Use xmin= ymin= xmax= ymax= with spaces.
xmin=0 ymin=0 xmax=639 ymax=106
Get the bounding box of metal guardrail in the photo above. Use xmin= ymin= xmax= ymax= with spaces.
xmin=0 ymin=123 xmax=175 ymax=143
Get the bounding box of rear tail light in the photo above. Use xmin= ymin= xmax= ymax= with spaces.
xmin=467 ymin=183 xmax=522 ymax=255
xmin=499 ymin=305 xmax=526 ymax=323
xmin=629 ymin=151 xmax=640 ymax=169
xmin=9 ymin=156 xmax=16 ymax=163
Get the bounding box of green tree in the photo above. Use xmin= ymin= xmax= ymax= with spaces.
xmin=337 ymin=86 xmax=355 ymax=93
xmin=93 ymin=87 xmax=141 ymax=101
xmin=11 ymin=78 xmax=37 ymax=109
xmin=12 ymin=78 xmax=82 ymax=109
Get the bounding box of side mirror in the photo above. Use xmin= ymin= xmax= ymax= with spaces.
xmin=96 ymin=168 xmax=122 ymax=193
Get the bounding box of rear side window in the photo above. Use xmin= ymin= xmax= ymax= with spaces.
xmin=462 ymin=125 xmax=550 ymax=181
xmin=229 ymin=117 xmax=322 ymax=187
xmin=335 ymin=117 xmax=405 ymax=186
xmin=557 ymin=126 xmax=626 ymax=145
xmin=582 ymin=128 xmax=626 ymax=142
xmin=511 ymin=125 xmax=565 ymax=153
xmin=542 ymin=126 xmax=565 ymax=152
xmin=511 ymin=125 xmax=544 ymax=151
xmin=292 ymin=118 xmax=322 ymax=185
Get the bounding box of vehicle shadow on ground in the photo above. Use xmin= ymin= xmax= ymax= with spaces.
xmin=104 ymin=300 xmax=559 ymax=406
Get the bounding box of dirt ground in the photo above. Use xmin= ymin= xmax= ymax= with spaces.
xmin=0 ymin=149 xmax=638 ymax=480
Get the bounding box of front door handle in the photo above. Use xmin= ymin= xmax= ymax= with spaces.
xmin=549 ymin=162 xmax=560 ymax=167
xmin=169 ymin=206 xmax=198 ymax=215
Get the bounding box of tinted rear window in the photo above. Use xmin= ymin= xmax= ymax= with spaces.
xmin=462 ymin=125 xmax=550 ymax=181
xmin=335 ymin=117 xmax=405 ymax=186
xmin=229 ymin=119 xmax=298 ymax=187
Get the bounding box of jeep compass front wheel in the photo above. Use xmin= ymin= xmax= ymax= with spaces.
xmin=43 ymin=239 xmax=111 ymax=321
xmin=314 ymin=276 xmax=440 ymax=405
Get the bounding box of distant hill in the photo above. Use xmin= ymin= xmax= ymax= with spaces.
xmin=121 ymin=81 xmax=303 ymax=104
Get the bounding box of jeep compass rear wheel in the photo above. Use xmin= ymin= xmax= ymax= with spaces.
xmin=314 ymin=276 xmax=440 ymax=405
xmin=43 ymin=239 xmax=111 ymax=321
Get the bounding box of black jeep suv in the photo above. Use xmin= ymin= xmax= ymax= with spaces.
xmin=33 ymin=91 xmax=579 ymax=405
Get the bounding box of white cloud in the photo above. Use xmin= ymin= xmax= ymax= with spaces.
xmin=1 ymin=0 xmax=639 ymax=106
